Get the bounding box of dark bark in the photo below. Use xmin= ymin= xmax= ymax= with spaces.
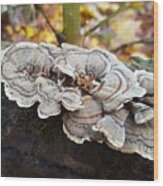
xmin=1 ymin=84 xmax=153 ymax=180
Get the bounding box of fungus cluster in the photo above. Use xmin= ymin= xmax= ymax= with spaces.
xmin=1 ymin=42 xmax=154 ymax=160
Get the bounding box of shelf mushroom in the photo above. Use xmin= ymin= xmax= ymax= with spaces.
xmin=1 ymin=42 xmax=154 ymax=160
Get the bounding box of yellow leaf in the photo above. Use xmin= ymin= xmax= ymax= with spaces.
xmin=25 ymin=26 xmax=36 ymax=38
xmin=35 ymin=29 xmax=56 ymax=43
xmin=15 ymin=25 xmax=21 ymax=32
xmin=88 ymin=37 xmax=99 ymax=48
xmin=80 ymin=5 xmax=96 ymax=26
xmin=5 ymin=25 xmax=13 ymax=35
xmin=97 ymin=3 xmax=119 ymax=15
xmin=130 ymin=2 xmax=144 ymax=9
xmin=44 ymin=31 xmax=55 ymax=43
xmin=19 ymin=29 xmax=26 ymax=36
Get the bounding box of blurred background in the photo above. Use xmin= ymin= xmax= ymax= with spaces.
xmin=1 ymin=2 xmax=154 ymax=62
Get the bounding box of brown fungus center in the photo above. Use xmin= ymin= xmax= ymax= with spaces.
xmin=74 ymin=73 xmax=94 ymax=92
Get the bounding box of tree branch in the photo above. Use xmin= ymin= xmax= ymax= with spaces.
xmin=35 ymin=5 xmax=65 ymax=45
xmin=84 ymin=3 xmax=128 ymax=37
xmin=110 ymin=39 xmax=154 ymax=53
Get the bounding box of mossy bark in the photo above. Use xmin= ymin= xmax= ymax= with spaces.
xmin=63 ymin=4 xmax=81 ymax=46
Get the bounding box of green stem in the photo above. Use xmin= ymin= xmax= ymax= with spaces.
xmin=63 ymin=3 xmax=81 ymax=46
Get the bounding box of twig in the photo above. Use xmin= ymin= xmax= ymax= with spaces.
xmin=110 ymin=39 xmax=154 ymax=53
xmin=84 ymin=3 xmax=128 ymax=37
xmin=35 ymin=5 xmax=65 ymax=45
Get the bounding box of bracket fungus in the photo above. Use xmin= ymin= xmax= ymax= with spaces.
xmin=1 ymin=42 xmax=154 ymax=161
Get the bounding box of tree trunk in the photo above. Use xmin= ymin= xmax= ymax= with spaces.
xmin=63 ymin=4 xmax=81 ymax=46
